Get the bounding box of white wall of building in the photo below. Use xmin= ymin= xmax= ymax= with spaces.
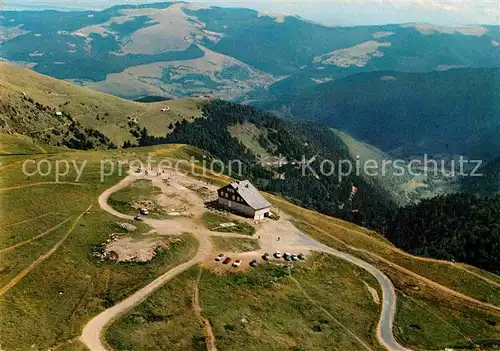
xmin=253 ymin=208 xmax=270 ymax=220
xmin=217 ymin=198 xmax=270 ymax=220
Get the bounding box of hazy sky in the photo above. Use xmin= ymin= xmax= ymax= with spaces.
xmin=3 ymin=0 xmax=500 ymax=26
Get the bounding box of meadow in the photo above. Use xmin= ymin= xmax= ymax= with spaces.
xmin=0 ymin=142 xmax=199 ymax=350
xmin=107 ymin=253 xmax=383 ymax=351
xmin=0 ymin=138 xmax=499 ymax=350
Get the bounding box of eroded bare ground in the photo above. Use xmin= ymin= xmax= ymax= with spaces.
xmin=193 ymin=268 xmax=217 ymax=351
xmin=103 ymin=235 xmax=183 ymax=262
xmin=105 ymin=168 xmax=323 ymax=265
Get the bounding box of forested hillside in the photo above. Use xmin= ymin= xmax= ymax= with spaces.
xmin=259 ymin=68 xmax=500 ymax=159
xmin=129 ymin=100 xmax=398 ymax=228
xmin=462 ymin=157 xmax=500 ymax=196
xmin=0 ymin=93 xmax=117 ymax=150
xmin=385 ymin=194 xmax=500 ymax=273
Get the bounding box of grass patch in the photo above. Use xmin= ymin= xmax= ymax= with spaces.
xmin=395 ymin=293 xmax=500 ymax=350
xmin=198 ymin=253 xmax=382 ymax=350
xmin=108 ymin=179 xmax=170 ymax=219
xmin=0 ymin=212 xmax=69 ymax=248
xmin=202 ymin=212 xmax=255 ymax=235
xmin=211 ymin=236 xmax=260 ymax=253
xmin=106 ymin=267 xmax=205 ymax=351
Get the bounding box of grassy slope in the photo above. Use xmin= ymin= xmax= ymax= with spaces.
xmin=0 ymin=144 xmax=200 ymax=350
xmin=0 ymin=133 xmax=64 ymax=155
xmin=199 ymin=253 xmax=382 ymax=350
xmin=395 ymin=293 xmax=499 ymax=350
xmin=0 ymin=62 xmax=203 ymax=146
xmin=107 ymin=254 xmax=382 ymax=351
xmin=0 ymin=139 xmax=499 ymax=350
xmin=106 ymin=267 xmax=205 ymax=351
xmin=211 ymin=236 xmax=260 ymax=253
xmin=228 ymin=122 xmax=272 ymax=157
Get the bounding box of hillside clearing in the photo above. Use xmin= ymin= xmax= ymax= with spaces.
xmin=211 ymin=236 xmax=260 ymax=253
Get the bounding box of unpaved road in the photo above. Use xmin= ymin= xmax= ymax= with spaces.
xmin=81 ymin=173 xmax=215 ymax=351
xmin=80 ymin=234 xmax=213 ymax=351
xmin=193 ymin=269 xmax=217 ymax=351
xmin=81 ymin=170 xmax=411 ymax=351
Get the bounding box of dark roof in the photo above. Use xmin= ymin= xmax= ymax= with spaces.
xmin=224 ymin=180 xmax=271 ymax=210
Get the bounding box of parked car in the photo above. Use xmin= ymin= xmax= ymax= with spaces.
xmin=274 ymin=251 xmax=282 ymax=259
xmin=222 ymin=257 xmax=232 ymax=264
xmin=134 ymin=215 xmax=142 ymax=221
xmin=250 ymin=259 xmax=258 ymax=267
xmin=262 ymin=253 xmax=270 ymax=261
xmin=215 ymin=253 xmax=225 ymax=261
xmin=232 ymin=260 xmax=242 ymax=267
xmin=284 ymin=254 xmax=292 ymax=261
xmin=298 ymin=253 xmax=306 ymax=260
xmin=140 ymin=208 xmax=149 ymax=215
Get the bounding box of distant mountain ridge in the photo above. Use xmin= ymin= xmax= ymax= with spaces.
xmin=1 ymin=2 xmax=499 ymax=101
xmin=257 ymin=68 xmax=500 ymax=160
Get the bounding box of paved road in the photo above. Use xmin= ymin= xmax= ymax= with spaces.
xmin=318 ymin=244 xmax=410 ymax=351
xmin=255 ymin=218 xmax=411 ymax=351
xmin=81 ymin=172 xmax=411 ymax=351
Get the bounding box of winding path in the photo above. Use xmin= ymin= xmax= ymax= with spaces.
xmin=306 ymin=222 xmax=500 ymax=314
xmin=80 ymin=172 xmax=411 ymax=351
xmin=80 ymin=175 xmax=214 ymax=351
xmin=317 ymin=244 xmax=410 ymax=350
